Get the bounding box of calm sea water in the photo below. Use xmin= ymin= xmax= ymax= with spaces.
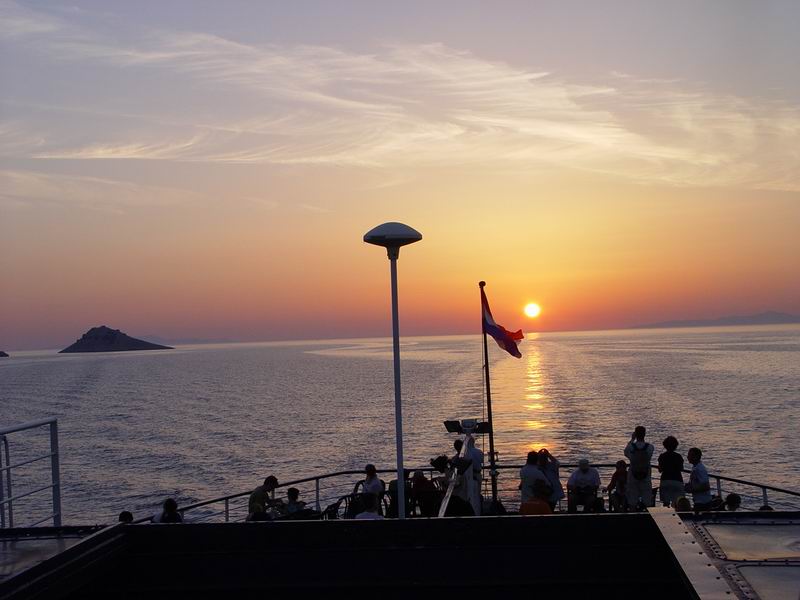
xmin=1 ymin=326 xmax=799 ymax=523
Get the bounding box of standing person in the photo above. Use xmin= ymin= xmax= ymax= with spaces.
xmin=538 ymin=448 xmax=565 ymax=510
xmin=605 ymin=460 xmax=629 ymax=512
xmin=567 ymin=459 xmax=601 ymax=513
xmin=624 ymin=425 xmax=654 ymax=510
xmin=247 ymin=475 xmax=279 ymax=520
xmin=465 ymin=436 xmax=484 ymax=515
xmin=519 ymin=451 xmax=550 ymax=503
xmin=354 ymin=464 xmax=385 ymax=498
xmin=685 ymin=447 xmax=712 ymax=511
xmin=658 ymin=436 xmax=684 ymax=507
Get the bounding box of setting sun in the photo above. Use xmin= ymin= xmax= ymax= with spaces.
xmin=524 ymin=303 xmax=542 ymax=318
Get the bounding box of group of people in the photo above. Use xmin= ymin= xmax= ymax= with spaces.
xmin=123 ymin=425 xmax=754 ymax=525
xmin=246 ymin=475 xmax=311 ymax=521
xmin=519 ymin=425 xmax=737 ymax=514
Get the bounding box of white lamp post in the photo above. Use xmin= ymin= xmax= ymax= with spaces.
xmin=363 ymin=222 xmax=422 ymax=520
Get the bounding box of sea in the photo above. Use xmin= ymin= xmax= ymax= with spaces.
xmin=1 ymin=325 xmax=799 ymax=523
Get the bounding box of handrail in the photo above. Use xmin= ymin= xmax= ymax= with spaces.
xmin=176 ymin=467 xmax=418 ymax=515
xmin=0 ymin=418 xmax=62 ymax=528
xmin=0 ymin=453 xmax=57 ymax=473
xmin=0 ymin=418 xmax=60 ymax=436
xmin=490 ymin=464 xmax=800 ymax=498
xmin=171 ymin=461 xmax=800 ymax=523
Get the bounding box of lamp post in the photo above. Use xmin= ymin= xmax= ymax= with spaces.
xmin=364 ymin=222 xmax=422 ymax=520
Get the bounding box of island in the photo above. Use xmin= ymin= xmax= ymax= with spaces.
xmin=59 ymin=326 xmax=173 ymax=353
xmin=634 ymin=311 xmax=800 ymax=330
xmin=0 ymin=351 xmax=8 ymax=358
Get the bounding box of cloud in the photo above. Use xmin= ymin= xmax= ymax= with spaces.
xmin=2 ymin=1 xmax=799 ymax=191
xmin=0 ymin=169 xmax=200 ymax=213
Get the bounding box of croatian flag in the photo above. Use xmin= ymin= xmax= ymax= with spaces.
xmin=481 ymin=286 xmax=524 ymax=358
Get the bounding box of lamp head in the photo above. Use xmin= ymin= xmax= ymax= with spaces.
xmin=364 ymin=222 xmax=422 ymax=258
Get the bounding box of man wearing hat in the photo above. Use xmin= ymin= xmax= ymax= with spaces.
xmin=567 ymin=459 xmax=601 ymax=513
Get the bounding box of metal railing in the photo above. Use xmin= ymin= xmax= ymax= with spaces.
xmin=167 ymin=462 xmax=800 ymax=524
xmin=0 ymin=418 xmax=62 ymax=528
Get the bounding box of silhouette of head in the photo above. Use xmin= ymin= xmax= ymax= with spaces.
xmin=287 ymin=487 xmax=300 ymax=502
xmin=634 ymin=426 xmax=646 ymax=441
xmin=430 ymin=455 xmax=449 ymax=473
xmin=163 ymin=498 xmax=178 ymax=514
xmin=616 ymin=460 xmax=627 ymax=471
xmin=578 ymin=458 xmax=590 ymax=472
xmin=537 ymin=452 xmax=548 ymax=468
xmin=724 ymin=493 xmax=741 ymax=511
xmin=687 ymin=447 xmax=702 ymax=465
xmin=263 ymin=475 xmax=278 ymax=490
xmin=663 ymin=436 xmax=678 ymax=451
xmin=454 ymin=439 xmax=464 ymax=453
xmin=526 ymin=451 xmax=538 ymax=465
xmin=365 ymin=464 xmax=377 ymax=477
xmin=118 ymin=510 xmax=133 ymax=524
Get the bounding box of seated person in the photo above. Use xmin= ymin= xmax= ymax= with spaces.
xmin=152 ymin=498 xmax=183 ymax=523
xmin=567 ymin=459 xmax=601 ymax=513
xmin=724 ymin=493 xmax=742 ymax=511
xmin=285 ymin=487 xmax=306 ymax=514
xmin=520 ymin=479 xmax=553 ymax=515
xmin=605 ymin=460 xmax=628 ymax=512
xmin=355 ymin=491 xmax=384 ymax=520
xmin=354 ymin=464 xmax=385 ymax=498
xmin=411 ymin=470 xmax=440 ymax=517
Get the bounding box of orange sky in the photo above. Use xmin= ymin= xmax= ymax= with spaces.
xmin=1 ymin=2 xmax=799 ymax=349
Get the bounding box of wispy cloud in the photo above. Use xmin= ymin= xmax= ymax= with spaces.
xmin=0 ymin=169 xmax=200 ymax=213
xmin=2 ymin=1 xmax=799 ymax=191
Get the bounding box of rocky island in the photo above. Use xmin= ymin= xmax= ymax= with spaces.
xmin=59 ymin=326 xmax=173 ymax=353
xmin=0 ymin=351 xmax=9 ymax=357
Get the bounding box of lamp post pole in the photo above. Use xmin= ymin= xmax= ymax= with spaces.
xmin=388 ymin=247 xmax=405 ymax=519
xmin=363 ymin=222 xmax=422 ymax=521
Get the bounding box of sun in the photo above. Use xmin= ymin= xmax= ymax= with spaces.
xmin=524 ymin=303 xmax=542 ymax=318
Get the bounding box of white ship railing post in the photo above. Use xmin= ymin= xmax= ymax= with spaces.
xmin=0 ymin=436 xmax=5 ymax=528
xmin=49 ymin=420 xmax=62 ymax=527
xmin=3 ymin=435 xmax=13 ymax=528
xmin=364 ymin=222 xmax=422 ymax=520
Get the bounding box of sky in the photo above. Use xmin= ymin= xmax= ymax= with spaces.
xmin=1 ymin=0 xmax=799 ymax=350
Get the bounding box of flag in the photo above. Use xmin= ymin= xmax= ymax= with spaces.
xmin=481 ymin=286 xmax=524 ymax=358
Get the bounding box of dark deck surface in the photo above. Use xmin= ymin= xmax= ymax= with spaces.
xmin=1 ymin=513 xmax=698 ymax=598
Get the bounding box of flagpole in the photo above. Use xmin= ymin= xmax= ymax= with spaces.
xmin=479 ymin=281 xmax=499 ymax=505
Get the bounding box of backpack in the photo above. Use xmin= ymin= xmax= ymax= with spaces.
xmin=630 ymin=443 xmax=651 ymax=480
